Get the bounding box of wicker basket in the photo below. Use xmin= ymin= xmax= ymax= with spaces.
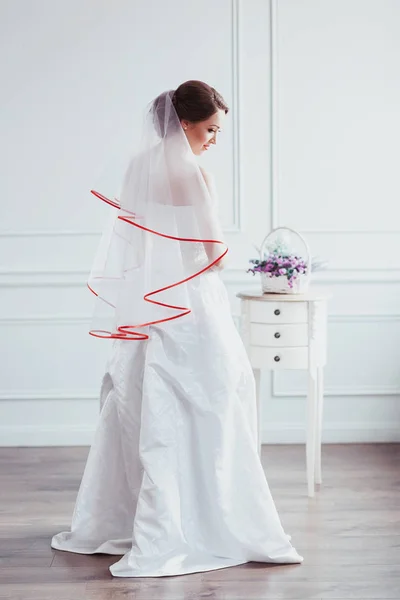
xmin=259 ymin=227 xmax=311 ymax=294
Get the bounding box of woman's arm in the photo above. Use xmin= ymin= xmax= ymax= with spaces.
xmin=199 ymin=167 xmax=228 ymax=270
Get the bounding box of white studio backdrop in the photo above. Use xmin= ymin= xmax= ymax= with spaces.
xmin=0 ymin=0 xmax=399 ymax=445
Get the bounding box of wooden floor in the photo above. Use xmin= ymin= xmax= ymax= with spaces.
xmin=0 ymin=444 xmax=399 ymax=599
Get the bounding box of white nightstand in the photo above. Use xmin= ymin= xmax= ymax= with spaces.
xmin=237 ymin=289 xmax=329 ymax=497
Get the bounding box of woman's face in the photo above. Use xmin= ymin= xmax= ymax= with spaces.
xmin=181 ymin=109 xmax=226 ymax=156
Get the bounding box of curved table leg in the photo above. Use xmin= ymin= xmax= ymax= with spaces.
xmin=314 ymin=367 xmax=324 ymax=485
xmin=253 ymin=367 xmax=262 ymax=456
xmin=306 ymin=371 xmax=317 ymax=497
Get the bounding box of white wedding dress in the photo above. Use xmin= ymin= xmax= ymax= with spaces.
xmin=51 ymin=267 xmax=303 ymax=577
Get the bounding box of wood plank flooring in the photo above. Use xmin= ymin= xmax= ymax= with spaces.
xmin=0 ymin=444 xmax=399 ymax=599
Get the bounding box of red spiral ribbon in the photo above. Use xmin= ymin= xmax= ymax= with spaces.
xmin=88 ymin=190 xmax=228 ymax=341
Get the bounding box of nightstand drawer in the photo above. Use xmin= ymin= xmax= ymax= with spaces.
xmin=250 ymin=346 xmax=308 ymax=370
xmin=250 ymin=323 xmax=308 ymax=347
xmin=249 ymin=301 xmax=308 ymax=324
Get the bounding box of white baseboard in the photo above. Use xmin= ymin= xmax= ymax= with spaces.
xmin=0 ymin=425 xmax=95 ymax=447
xmin=262 ymin=423 xmax=400 ymax=444
xmin=1 ymin=423 xmax=399 ymax=447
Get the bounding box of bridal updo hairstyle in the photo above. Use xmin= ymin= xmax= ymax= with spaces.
xmin=152 ymin=80 xmax=229 ymax=138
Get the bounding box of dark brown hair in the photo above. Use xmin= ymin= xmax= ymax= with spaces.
xmin=172 ymin=80 xmax=229 ymax=123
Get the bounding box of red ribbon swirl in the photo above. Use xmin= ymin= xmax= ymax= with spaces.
xmin=88 ymin=190 xmax=228 ymax=340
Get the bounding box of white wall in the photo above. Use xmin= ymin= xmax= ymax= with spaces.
xmin=259 ymin=0 xmax=400 ymax=443
xmin=1 ymin=0 xmax=399 ymax=446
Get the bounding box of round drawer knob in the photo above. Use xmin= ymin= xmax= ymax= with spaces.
xmin=274 ymin=332 xmax=281 ymax=339
xmin=274 ymin=309 xmax=281 ymax=316
xmin=274 ymin=355 xmax=281 ymax=362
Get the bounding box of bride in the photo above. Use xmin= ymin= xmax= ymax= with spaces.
xmin=51 ymin=80 xmax=303 ymax=577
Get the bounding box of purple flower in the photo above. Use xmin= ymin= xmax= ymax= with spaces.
xmin=247 ymin=252 xmax=308 ymax=280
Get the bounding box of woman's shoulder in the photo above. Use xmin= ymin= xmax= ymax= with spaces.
xmin=199 ymin=166 xmax=216 ymax=196
xmin=199 ymin=165 xmax=213 ymax=183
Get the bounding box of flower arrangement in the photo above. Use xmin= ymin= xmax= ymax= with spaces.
xmin=247 ymin=254 xmax=308 ymax=289
xmin=246 ymin=227 xmax=315 ymax=294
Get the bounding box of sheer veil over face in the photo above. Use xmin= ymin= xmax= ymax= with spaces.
xmin=88 ymin=90 xmax=228 ymax=340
